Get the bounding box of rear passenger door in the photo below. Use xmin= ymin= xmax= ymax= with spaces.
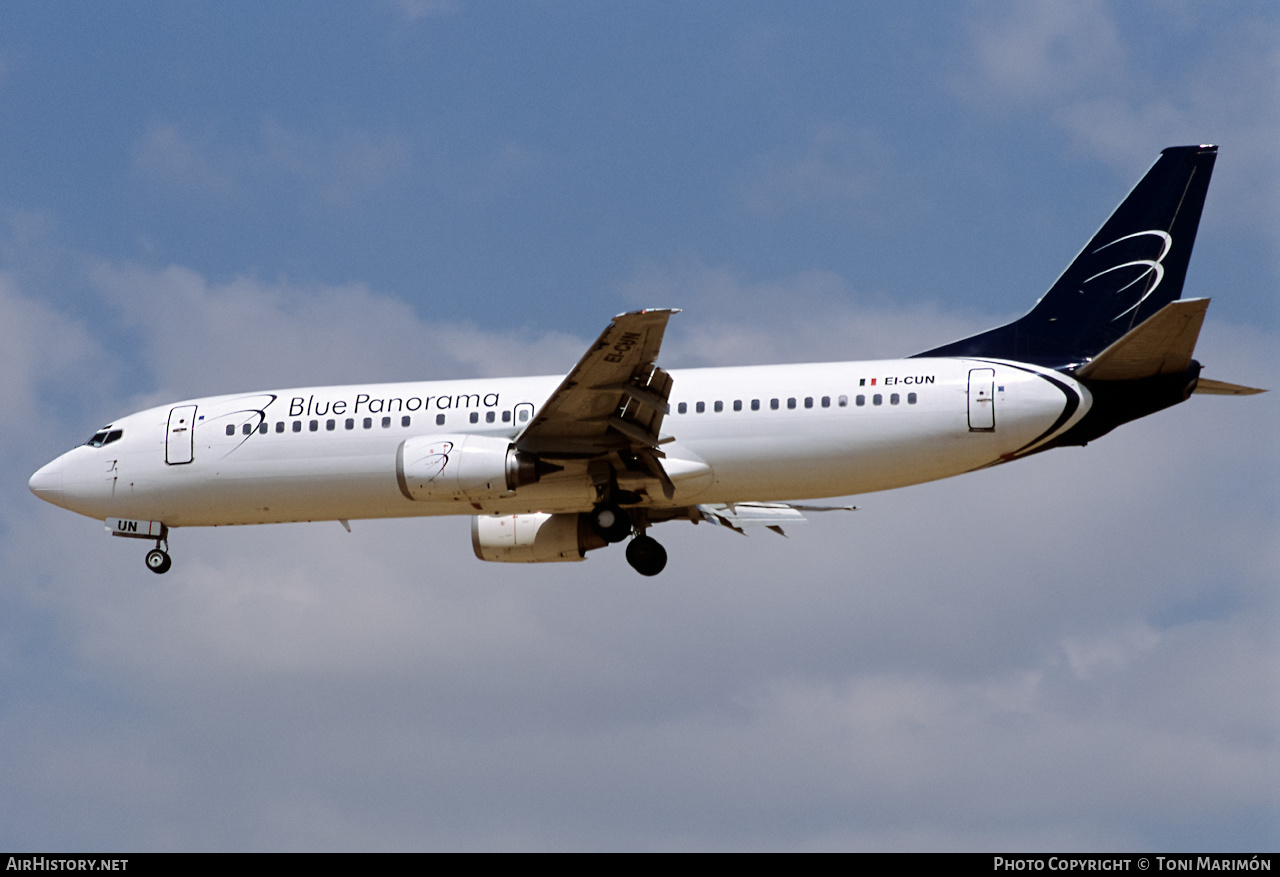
xmin=967 ymin=369 xmax=995 ymax=431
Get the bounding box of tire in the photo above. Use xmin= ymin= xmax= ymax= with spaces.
xmin=145 ymin=549 xmax=172 ymax=575
xmin=589 ymin=502 xmax=632 ymax=543
xmin=625 ymin=535 xmax=667 ymax=576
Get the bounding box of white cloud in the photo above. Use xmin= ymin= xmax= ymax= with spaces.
xmin=960 ymin=1 xmax=1280 ymax=233
xmin=969 ymin=0 xmax=1125 ymax=101
xmin=735 ymin=123 xmax=889 ymax=216
xmin=132 ymin=122 xmax=239 ymax=198
xmin=2 ymin=251 xmax=1276 ymax=849
xmin=88 ymin=262 xmax=586 ymax=401
xmin=258 ymin=120 xmax=414 ymax=206
xmin=131 ymin=119 xmax=416 ymax=207
xmin=618 ymin=262 xmax=998 ymax=366
xmin=389 ymin=0 xmax=461 ymax=24
xmin=0 ymin=274 xmax=107 ymax=427
xmin=130 ymin=117 xmax=544 ymax=217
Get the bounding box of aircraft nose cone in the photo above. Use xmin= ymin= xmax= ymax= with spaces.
xmin=29 ymin=457 xmax=65 ymax=501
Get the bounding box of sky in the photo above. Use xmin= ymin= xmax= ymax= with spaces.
xmin=0 ymin=0 xmax=1276 ymax=852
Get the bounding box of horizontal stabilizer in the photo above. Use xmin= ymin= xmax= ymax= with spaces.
xmin=1076 ymin=298 xmax=1208 ymax=381
xmin=1193 ymin=378 xmax=1266 ymax=395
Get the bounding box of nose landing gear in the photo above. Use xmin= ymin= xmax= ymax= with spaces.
xmin=144 ymin=527 xmax=172 ymax=575
xmin=145 ymin=547 xmax=172 ymax=574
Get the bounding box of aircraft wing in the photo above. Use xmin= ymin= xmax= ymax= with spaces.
xmin=515 ymin=310 xmax=680 ymax=470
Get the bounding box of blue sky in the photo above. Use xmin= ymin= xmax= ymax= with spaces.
xmin=1 ymin=1 xmax=1276 ymax=851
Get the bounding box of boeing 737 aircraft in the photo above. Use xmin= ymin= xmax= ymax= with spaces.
xmin=29 ymin=145 xmax=1262 ymax=575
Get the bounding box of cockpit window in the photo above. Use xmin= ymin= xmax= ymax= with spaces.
xmin=85 ymin=429 xmax=123 ymax=448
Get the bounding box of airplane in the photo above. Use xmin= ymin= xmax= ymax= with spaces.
xmin=28 ymin=145 xmax=1263 ymax=576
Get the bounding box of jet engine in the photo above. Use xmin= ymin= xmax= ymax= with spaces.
xmin=471 ymin=512 xmax=607 ymax=562
xmin=396 ymin=434 xmax=553 ymax=501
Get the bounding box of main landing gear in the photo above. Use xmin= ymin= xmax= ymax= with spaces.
xmin=588 ymin=501 xmax=633 ymax=544
xmin=625 ymin=534 xmax=667 ymax=577
xmin=588 ymin=501 xmax=669 ymax=576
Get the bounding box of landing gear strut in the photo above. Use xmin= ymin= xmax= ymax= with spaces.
xmin=626 ymin=534 xmax=667 ymax=576
xmin=145 ymin=529 xmax=172 ymax=575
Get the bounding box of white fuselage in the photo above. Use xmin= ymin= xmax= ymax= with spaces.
xmin=29 ymin=357 xmax=1089 ymax=527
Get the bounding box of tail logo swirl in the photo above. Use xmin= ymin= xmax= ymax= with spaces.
xmin=1083 ymin=230 xmax=1173 ymax=321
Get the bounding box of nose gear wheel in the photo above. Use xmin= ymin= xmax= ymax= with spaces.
xmin=145 ymin=548 xmax=172 ymax=574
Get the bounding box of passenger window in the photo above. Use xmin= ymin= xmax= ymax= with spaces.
xmin=382 ymin=416 xmax=392 ymax=428
xmin=856 ymin=395 xmax=866 ymax=406
xmin=678 ymin=402 xmax=687 ymax=414
xmin=770 ymin=399 xmax=779 ymax=410
xmin=751 ymin=399 xmax=760 ymax=411
xmin=821 ymin=396 xmax=830 ymax=408
xmin=696 ymin=402 xmax=705 ymax=413
xmin=363 ymin=418 xmax=372 ymax=429
xmin=310 ymin=420 xmax=319 ymax=431
xmin=502 ymin=410 xmax=511 ymax=423
xmin=326 ymin=419 xmax=336 ymax=430
xmin=485 ymin=411 xmax=494 ymax=423
xmin=890 ymin=393 xmax=900 ymax=405
xmin=345 ymin=418 xmax=355 ymax=430
xmin=733 ymin=400 xmax=742 ymax=411
xmin=804 ymin=397 xmax=813 ymax=409
xmin=403 ymin=415 xmax=413 ymax=427
xmin=908 ymin=392 xmax=917 ymax=404
xmin=436 ymin=414 xmax=446 ymax=426
xmin=242 ymin=423 xmax=252 ymax=435
xmin=469 ymin=412 xmax=478 ymax=424
xmin=258 ymin=423 xmax=268 ymax=435
xmin=518 ymin=409 xmax=529 ymax=422
xmin=714 ymin=401 xmax=723 ymax=413
xmin=787 ymin=397 xmax=796 ymax=409
xmin=293 ymin=421 xmax=302 ymax=432
xmin=838 ymin=395 xmax=848 ymax=407
xmin=226 ymin=425 xmax=235 ymax=436
xmin=276 ymin=422 xmax=285 ymax=433
xmin=873 ymin=394 xmax=882 ymax=406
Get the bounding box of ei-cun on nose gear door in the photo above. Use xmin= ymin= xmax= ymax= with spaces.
xmin=166 ymin=405 xmax=197 ymax=465
xmin=968 ymin=368 xmax=995 ymax=431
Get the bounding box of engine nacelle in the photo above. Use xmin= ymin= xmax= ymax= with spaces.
xmin=396 ymin=434 xmax=544 ymax=501
xmin=471 ymin=512 xmax=607 ymax=563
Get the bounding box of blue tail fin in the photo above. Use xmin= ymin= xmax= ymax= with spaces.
xmin=916 ymin=145 xmax=1217 ymax=369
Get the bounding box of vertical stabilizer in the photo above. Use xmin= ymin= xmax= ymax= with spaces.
xmin=916 ymin=145 xmax=1217 ymax=368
